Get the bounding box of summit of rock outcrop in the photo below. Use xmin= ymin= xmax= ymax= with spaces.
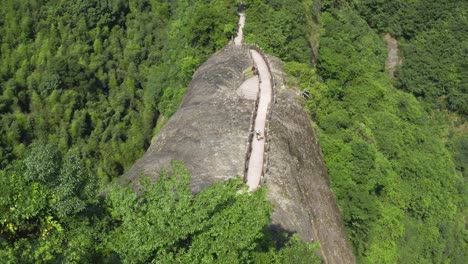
xmin=122 ymin=45 xmax=254 ymax=193
xmin=122 ymin=41 xmax=355 ymax=262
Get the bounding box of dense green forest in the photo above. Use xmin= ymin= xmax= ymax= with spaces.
xmin=242 ymin=0 xmax=317 ymax=64
xmin=0 ymin=0 xmax=321 ymax=262
xmin=245 ymin=0 xmax=466 ymax=262
xmin=354 ymin=0 xmax=468 ymax=116
xmin=1 ymin=157 xmax=320 ymax=262
xmin=0 ymin=0 xmax=238 ymax=184
xmin=353 ymin=0 xmax=468 ymax=208
xmin=1 ymin=0 xmax=466 ymax=262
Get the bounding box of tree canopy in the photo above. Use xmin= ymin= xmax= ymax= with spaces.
xmin=354 ymin=0 xmax=468 ymax=116
xmin=1 ymin=0 xmax=466 ymax=263
xmin=1 ymin=156 xmax=321 ymax=263
xmin=0 ymin=0 xmax=238 ymax=185
xmin=242 ymin=0 xmax=468 ymax=262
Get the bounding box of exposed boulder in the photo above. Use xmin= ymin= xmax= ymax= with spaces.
xmin=122 ymin=45 xmax=254 ymax=192
xmin=265 ymin=55 xmax=356 ymax=263
xmin=122 ymin=43 xmax=355 ymax=263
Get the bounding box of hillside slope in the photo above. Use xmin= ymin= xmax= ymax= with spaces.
xmin=266 ymin=56 xmax=355 ymax=263
xmin=122 ymin=45 xmax=252 ymax=192
xmin=122 ymin=40 xmax=355 ymax=262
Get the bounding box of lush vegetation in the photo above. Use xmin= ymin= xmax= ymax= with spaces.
xmin=1 ymin=157 xmax=320 ymax=262
xmin=312 ymin=7 xmax=465 ymax=262
xmin=243 ymin=0 xmax=317 ymax=64
xmin=244 ymin=0 xmax=466 ymax=262
xmin=354 ymin=0 xmax=468 ymax=116
xmin=0 ymin=0 xmax=238 ymax=184
xmin=2 ymin=0 xmax=466 ymax=262
xmin=353 ymin=0 xmax=468 ymax=231
xmin=0 ymin=0 xmax=323 ymax=262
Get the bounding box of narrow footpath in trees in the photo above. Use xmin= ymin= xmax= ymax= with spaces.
xmin=234 ymin=13 xmax=245 ymax=46
xmin=234 ymin=13 xmax=273 ymax=191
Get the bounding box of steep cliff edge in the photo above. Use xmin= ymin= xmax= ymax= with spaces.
xmin=121 ymin=43 xmax=355 ymax=263
xmin=122 ymin=45 xmax=253 ymax=193
xmin=266 ymin=55 xmax=355 ymax=263
xmin=383 ymin=33 xmax=402 ymax=79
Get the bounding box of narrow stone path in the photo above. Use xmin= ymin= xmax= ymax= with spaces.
xmin=231 ymin=10 xmax=355 ymax=264
xmin=233 ymin=11 xmax=273 ymax=191
xmin=234 ymin=13 xmax=245 ymax=46
xmin=245 ymin=50 xmax=272 ymax=191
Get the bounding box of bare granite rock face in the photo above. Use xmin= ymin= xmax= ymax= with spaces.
xmin=122 ymin=44 xmax=254 ymax=193
xmin=265 ymin=56 xmax=356 ymax=263
xmin=122 ymin=43 xmax=355 ymax=263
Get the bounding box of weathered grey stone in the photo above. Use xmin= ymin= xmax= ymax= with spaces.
xmin=121 ymin=43 xmax=355 ymax=263
xmin=122 ymin=45 xmax=254 ymax=193
xmin=265 ymin=55 xmax=356 ymax=263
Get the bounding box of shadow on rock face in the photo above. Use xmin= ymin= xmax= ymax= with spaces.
xmin=265 ymin=224 xmax=295 ymax=250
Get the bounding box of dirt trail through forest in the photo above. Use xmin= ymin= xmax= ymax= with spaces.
xmin=234 ymin=13 xmax=245 ymax=46
xmin=384 ymin=33 xmax=402 ymax=78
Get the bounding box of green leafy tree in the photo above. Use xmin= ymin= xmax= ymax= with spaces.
xmin=279 ymin=4 xmax=466 ymax=262
xmin=0 ymin=144 xmax=99 ymax=262
xmin=105 ymin=161 xmax=321 ymax=263
xmin=0 ymin=0 xmax=238 ymax=184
